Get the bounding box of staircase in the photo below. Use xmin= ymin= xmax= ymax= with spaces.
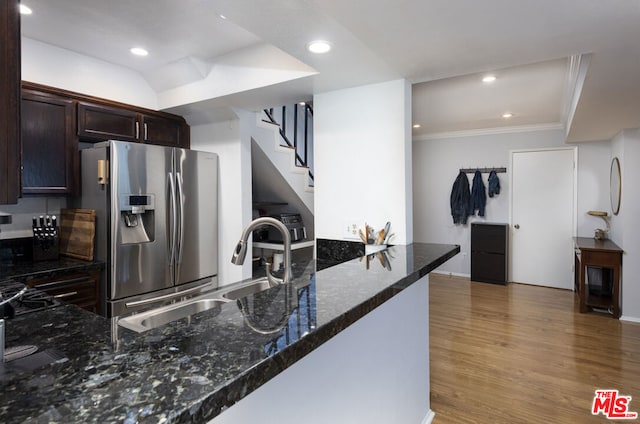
xmin=263 ymin=104 xmax=314 ymax=187
xmin=251 ymin=103 xmax=314 ymax=214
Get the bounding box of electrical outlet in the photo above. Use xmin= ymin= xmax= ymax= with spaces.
xmin=344 ymin=222 xmax=360 ymax=240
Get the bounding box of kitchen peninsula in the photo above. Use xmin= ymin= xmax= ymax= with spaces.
xmin=0 ymin=242 xmax=458 ymax=424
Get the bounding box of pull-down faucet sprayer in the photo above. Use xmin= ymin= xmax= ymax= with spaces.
xmin=231 ymin=217 xmax=292 ymax=285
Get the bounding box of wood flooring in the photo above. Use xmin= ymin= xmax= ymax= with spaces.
xmin=429 ymin=273 xmax=640 ymax=424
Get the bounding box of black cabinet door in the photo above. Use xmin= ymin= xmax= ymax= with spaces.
xmin=21 ymin=90 xmax=77 ymax=195
xmin=78 ymin=102 xmax=139 ymax=142
xmin=471 ymin=223 xmax=508 ymax=284
xmin=471 ymin=223 xmax=507 ymax=254
xmin=141 ymin=114 xmax=189 ymax=148
xmin=0 ymin=0 xmax=21 ymax=204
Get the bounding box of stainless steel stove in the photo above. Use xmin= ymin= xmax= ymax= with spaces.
xmin=0 ymin=280 xmax=60 ymax=319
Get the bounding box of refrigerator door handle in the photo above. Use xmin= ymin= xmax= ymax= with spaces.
xmin=168 ymin=172 xmax=177 ymax=268
xmin=176 ymin=172 xmax=185 ymax=264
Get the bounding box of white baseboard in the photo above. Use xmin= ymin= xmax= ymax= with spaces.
xmin=620 ymin=315 xmax=640 ymax=324
xmin=431 ymin=270 xmax=471 ymax=278
xmin=421 ymin=409 xmax=436 ymax=424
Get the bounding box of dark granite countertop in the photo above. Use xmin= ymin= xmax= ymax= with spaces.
xmin=0 ymin=257 xmax=104 ymax=282
xmin=0 ymin=242 xmax=459 ymax=424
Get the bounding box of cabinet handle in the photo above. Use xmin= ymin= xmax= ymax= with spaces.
xmin=34 ymin=277 xmax=92 ymax=289
xmin=53 ymin=291 xmax=78 ymax=299
xmin=144 ymin=123 xmax=148 ymax=141
xmin=135 ymin=121 xmax=140 ymax=139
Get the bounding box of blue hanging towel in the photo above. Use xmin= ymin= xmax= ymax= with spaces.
xmin=488 ymin=170 xmax=501 ymax=197
xmin=470 ymin=170 xmax=486 ymax=217
xmin=450 ymin=171 xmax=471 ymax=224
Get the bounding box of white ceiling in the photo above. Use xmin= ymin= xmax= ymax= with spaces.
xmin=19 ymin=0 xmax=640 ymax=142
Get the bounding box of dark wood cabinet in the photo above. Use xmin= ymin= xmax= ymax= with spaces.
xmin=574 ymin=237 xmax=622 ymax=318
xmin=25 ymin=268 xmax=102 ymax=315
xmin=471 ymin=223 xmax=508 ymax=284
xmin=18 ymin=82 xmax=190 ymax=198
xmin=78 ymin=101 xmax=189 ymax=147
xmin=0 ymin=0 xmax=21 ymax=204
xmin=21 ymin=89 xmax=77 ymax=195
xmin=77 ymin=102 xmax=139 ymax=142
xmin=142 ymin=114 xmax=189 ymax=147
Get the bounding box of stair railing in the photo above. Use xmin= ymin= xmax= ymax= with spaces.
xmin=263 ymin=104 xmax=314 ymax=184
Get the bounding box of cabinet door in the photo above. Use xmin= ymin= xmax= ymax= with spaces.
xmin=78 ymin=102 xmax=139 ymax=142
xmin=21 ymin=91 xmax=77 ymax=195
xmin=471 ymin=223 xmax=507 ymax=254
xmin=0 ymin=0 xmax=21 ymax=204
xmin=142 ymin=114 xmax=189 ymax=148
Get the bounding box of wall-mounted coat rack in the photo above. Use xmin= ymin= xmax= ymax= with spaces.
xmin=459 ymin=167 xmax=507 ymax=174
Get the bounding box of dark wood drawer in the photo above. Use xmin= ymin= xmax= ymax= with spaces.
xmin=25 ymin=269 xmax=101 ymax=314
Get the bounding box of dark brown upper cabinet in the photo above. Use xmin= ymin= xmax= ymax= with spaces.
xmin=0 ymin=0 xmax=21 ymax=204
xmin=18 ymin=82 xmax=190 ymax=198
xmin=77 ymin=102 xmax=139 ymax=142
xmin=21 ymin=89 xmax=77 ymax=195
xmin=141 ymin=114 xmax=189 ymax=147
xmin=78 ymin=101 xmax=189 ymax=148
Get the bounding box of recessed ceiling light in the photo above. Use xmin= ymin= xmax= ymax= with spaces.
xmin=307 ymin=40 xmax=331 ymax=54
xmin=482 ymin=75 xmax=497 ymax=83
xmin=130 ymin=47 xmax=149 ymax=57
xmin=19 ymin=4 xmax=32 ymax=15
xmin=219 ymin=14 xmax=227 ymax=20
xmin=502 ymin=113 xmax=513 ymax=119
xmin=413 ymin=124 xmax=421 ymax=129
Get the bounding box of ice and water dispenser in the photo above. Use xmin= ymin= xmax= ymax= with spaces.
xmin=119 ymin=194 xmax=155 ymax=244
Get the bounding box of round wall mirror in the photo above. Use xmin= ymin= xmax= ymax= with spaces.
xmin=610 ymin=157 xmax=621 ymax=215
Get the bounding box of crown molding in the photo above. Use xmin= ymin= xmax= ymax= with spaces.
xmin=413 ymin=122 xmax=565 ymax=141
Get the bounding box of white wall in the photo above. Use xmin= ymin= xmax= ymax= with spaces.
xmin=314 ymin=79 xmax=413 ymax=244
xmin=608 ymin=129 xmax=640 ymax=322
xmin=577 ymin=141 xmax=612 ymax=236
xmin=22 ymin=37 xmax=157 ymax=109
xmin=191 ymin=118 xmax=252 ymax=286
xmin=413 ymin=128 xmax=610 ymax=276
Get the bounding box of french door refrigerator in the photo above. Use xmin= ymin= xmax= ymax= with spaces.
xmin=80 ymin=140 xmax=218 ymax=317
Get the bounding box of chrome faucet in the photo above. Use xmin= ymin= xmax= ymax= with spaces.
xmin=231 ymin=217 xmax=292 ymax=285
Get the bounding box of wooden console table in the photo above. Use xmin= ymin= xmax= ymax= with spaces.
xmin=573 ymin=237 xmax=623 ymax=318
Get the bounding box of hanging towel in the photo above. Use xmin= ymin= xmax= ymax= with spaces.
xmin=488 ymin=170 xmax=501 ymax=197
xmin=450 ymin=171 xmax=472 ymax=224
xmin=470 ymin=170 xmax=486 ymax=217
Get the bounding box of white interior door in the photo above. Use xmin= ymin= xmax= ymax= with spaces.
xmin=511 ymin=148 xmax=576 ymax=289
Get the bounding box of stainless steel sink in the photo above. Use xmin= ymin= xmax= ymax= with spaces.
xmin=117 ymin=278 xmax=279 ymax=333
xmin=218 ymin=278 xmax=274 ymax=301
xmin=118 ymin=293 xmax=229 ymax=333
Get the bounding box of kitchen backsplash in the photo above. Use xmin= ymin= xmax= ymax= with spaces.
xmin=0 ymin=197 xmax=68 ymax=240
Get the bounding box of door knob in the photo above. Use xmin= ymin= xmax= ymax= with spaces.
xmin=514 ymin=224 xmax=520 ymax=229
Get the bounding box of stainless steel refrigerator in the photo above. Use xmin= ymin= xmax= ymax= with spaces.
xmin=80 ymin=140 xmax=218 ymax=317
